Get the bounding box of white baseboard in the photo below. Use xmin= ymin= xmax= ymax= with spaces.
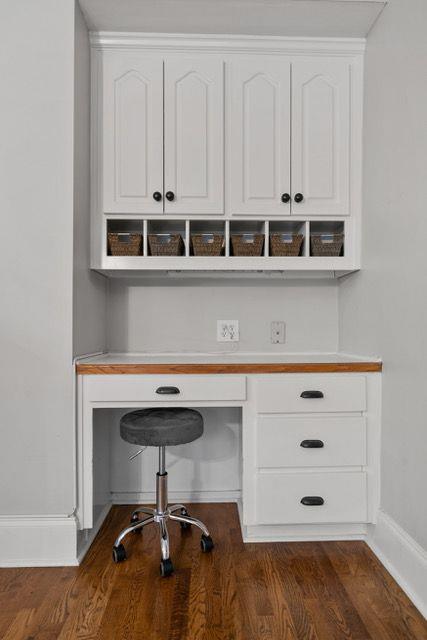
xmin=0 ymin=515 xmax=78 ymax=567
xmin=367 ymin=510 xmax=427 ymax=619
xmin=244 ymin=522 xmax=367 ymax=542
xmin=111 ymin=490 xmax=241 ymax=504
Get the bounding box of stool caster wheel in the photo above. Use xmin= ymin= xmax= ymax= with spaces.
xmin=180 ymin=509 xmax=191 ymax=530
xmin=160 ymin=558 xmax=174 ymax=577
xmin=130 ymin=514 xmax=142 ymax=533
xmin=201 ymin=534 xmax=214 ymax=553
xmin=112 ymin=544 xmax=126 ymax=563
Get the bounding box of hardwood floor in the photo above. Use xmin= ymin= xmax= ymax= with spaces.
xmin=0 ymin=503 xmax=426 ymax=639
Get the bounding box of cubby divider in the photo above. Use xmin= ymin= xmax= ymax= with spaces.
xmin=264 ymin=221 xmax=270 ymax=257
xmin=185 ymin=220 xmax=191 ymax=257
xmin=143 ymin=220 xmax=148 ymax=257
xmin=225 ymin=221 xmax=230 ymax=257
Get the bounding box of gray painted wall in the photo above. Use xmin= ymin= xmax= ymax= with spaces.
xmin=0 ymin=0 xmax=76 ymax=515
xmin=73 ymin=2 xmax=108 ymax=358
xmin=106 ymin=278 xmax=339 ymax=497
xmin=339 ymin=0 xmax=427 ymax=550
xmin=107 ymin=279 xmax=339 ymax=353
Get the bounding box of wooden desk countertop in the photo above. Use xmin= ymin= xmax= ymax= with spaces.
xmin=76 ymin=353 xmax=382 ymax=375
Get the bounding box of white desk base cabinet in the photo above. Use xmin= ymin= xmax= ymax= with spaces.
xmin=76 ymin=358 xmax=381 ymax=549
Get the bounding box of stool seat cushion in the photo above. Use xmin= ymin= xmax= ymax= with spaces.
xmin=120 ymin=408 xmax=204 ymax=447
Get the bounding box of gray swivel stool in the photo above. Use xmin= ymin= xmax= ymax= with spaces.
xmin=112 ymin=407 xmax=214 ymax=576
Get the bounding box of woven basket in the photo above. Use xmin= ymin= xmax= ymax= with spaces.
xmin=191 ymin=233 xmax=224 ymax=256
xmin=231 ymin=233 xmax=264 ymax=257
xmin=108 ymin=232 xmax=142 ymax=256
xmin=270 ymin=233 xmax=304 ymax=257
xmin=311 ymin=233 xmax=344 ymax=257
xmin=148 ymin=234 xmax=184 ymax=256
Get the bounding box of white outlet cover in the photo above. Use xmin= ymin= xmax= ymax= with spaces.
xmin=271 ymin=321 xmax=286 ymax=344
xmin=217 ymin=320 xmax=239 ymax=342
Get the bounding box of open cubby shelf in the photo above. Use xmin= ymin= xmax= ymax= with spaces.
xmin=106 ymin=219 xmax=346 ymax=261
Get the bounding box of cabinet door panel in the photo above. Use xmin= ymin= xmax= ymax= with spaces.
xmin=228 ymin=58 xmax=291 ymax=215
xmin=103 ymin=53 xmax=163 ymax=214
xmin=292 ymin=59 xmax=350 ymax=215
xmin=164 ymin=58 xmax=224 ymax=214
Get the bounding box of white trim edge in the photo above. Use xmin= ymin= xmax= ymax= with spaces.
xmin=77 ymin=503 xmax=112 ymax=564
xmin=111 ymin=490 xmax=241 ymax=504
xmin=0 ymin=516 xmax=78 ymax=567
xmin=90 ymin=31 xmax=366 ymax=55
xmin=367 ymin=510 xmax=427 ymax=619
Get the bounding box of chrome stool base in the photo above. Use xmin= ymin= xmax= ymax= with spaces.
xmin=112 ymin=447 xmax=214 ymax=575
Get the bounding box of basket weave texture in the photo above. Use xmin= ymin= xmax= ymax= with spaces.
xmin=311 ymin=233 xmax=344 ymax=257
xmin=231 ymin=233 xmax=264 ymax=257
xmin=108 ymin=233 xmax=142 ymax=256
xmin=270 ymin=233 xmax=304 ymax=257
xmin=148 ymin=234 xmax=184 ymax=256
xmin=191 ymin=234 xmax=224 ymax=256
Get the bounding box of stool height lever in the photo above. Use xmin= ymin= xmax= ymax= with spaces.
xmin=129 ymin=446 xmax=147 ymax=461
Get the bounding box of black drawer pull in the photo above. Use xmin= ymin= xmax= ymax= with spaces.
xmin=300 ymin=390 xmax=324 ymax=399
xmin=301 ymin=496 xmax=324 ymax=506
xmin=300 ymin=439 xmax=324 ymax=449
xmin=156 ymin=386 xmax=180 ymax=395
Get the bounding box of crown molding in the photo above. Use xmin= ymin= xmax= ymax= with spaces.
xmin=90 ymin=31 xmax=366 ymax=56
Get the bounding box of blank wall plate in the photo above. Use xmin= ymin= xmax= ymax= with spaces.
xmin=271 ymin=321 xmax=286 ymax=344
xmin=217 ymin=320 xmax=239 ymax=342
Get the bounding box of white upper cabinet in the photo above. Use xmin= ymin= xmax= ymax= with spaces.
xmin=92 ymin=35 xmax=363 ymax=273
xmin=228 ymin=58 xmax=291 ymax=215
xmin=102 ymin=53 xmax=163 ymax=214
xmin=291 ymin=59 xmax=351 ymax=216
xmin=164 ymin=58 xmax=224 ymax=214
xmin=228 ymin=56 xmax=351 ymax=217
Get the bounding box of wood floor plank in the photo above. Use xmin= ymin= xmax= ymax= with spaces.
xmin=0 ymin=504 xmax=426 ymax=640
xmin=266 ymin=545 xmax=320 ymax=640
xmin=307 ymin=542 xmax=371 ymax=638
xmin=325 ymin=541 xmax=427 ymax=640
xmin=2 ymin=608 xmax=36 ymax=640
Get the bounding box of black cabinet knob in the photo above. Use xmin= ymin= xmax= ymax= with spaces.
xmin=294 ymin=193 xmax=304 ymax=203
xmin=301 ymin=496 xmax=324 ymax=506
xmin=281 ymin=193 xmax=290 ymax=203
xmin=300 ymin=390 xmax=324 ymax=399
xmin=155 ymin=386 xmax=180 ymax=395
xmin=300 ymin=439 xmax=324 ymax=449
xmin=165 ymin=191 xmax=175 ymax=201
xmin=153 ymin=191 xmax=162 ymax=201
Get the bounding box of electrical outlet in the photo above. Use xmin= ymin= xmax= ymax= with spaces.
xmin=217 ymin=320 xmax=239 ymax=342
xmin=271 ymin=321 xmax=286 ymax=344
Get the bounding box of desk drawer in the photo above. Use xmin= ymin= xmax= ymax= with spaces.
xmin=256 ymin=416 xmax=366 ymax=468
xmin=256 ymin=472 xmax=367 ymax=524
xmin=256 ymin=375 xmax=366 ymax=413
xmin=85 ymin=374 xmax=246 ymax=402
